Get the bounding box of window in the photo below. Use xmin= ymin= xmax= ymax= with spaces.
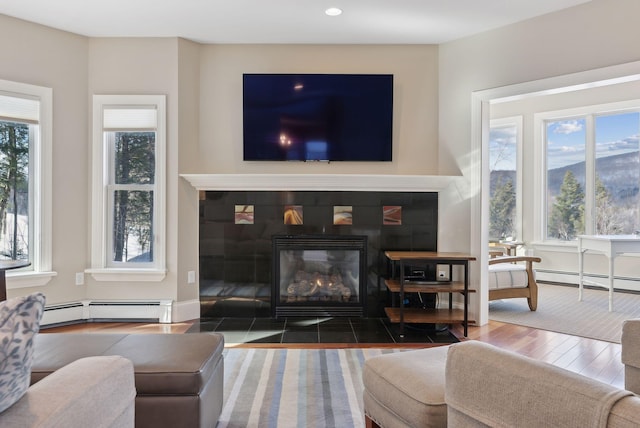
xmin=594 ymin=112 xmax=639 ymax=235
xmin=489 ymin=117 xmax=522 ymax=241
xmin=539 ymin=102 xmax=640 ymax=241
xmin=90 ymin=95 xmax=166 ymax=281
xmin=0 ymin=79 xmax=53 ymax=287
xmin=545 ymin=117 xmax=586 ymax=240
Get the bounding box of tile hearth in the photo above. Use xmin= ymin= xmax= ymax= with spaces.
xmin=187 ymin=317 xmax=459 ymax=344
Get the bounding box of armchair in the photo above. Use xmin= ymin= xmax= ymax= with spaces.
xmin=488 ymin=255 xmax=541 ymax=311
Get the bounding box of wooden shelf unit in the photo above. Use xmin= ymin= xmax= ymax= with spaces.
xmin=384 ymin=307 xmax=471 ymax=324
xmin=384 ymin=279 xmax=470 ymax=294
xmin=384 ymin=251 xmax=476 ymax=337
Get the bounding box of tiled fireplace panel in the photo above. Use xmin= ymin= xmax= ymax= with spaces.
xmin=199 ymin=190 xmax=437 ymax=317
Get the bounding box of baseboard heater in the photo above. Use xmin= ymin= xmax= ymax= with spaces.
xmin=40 ymin=300 xmax=172 ymax=326
xmin=41 ymin=302 xmax=85 ymax=327
xmin=88 ymin=300 xmax=172 ymax=323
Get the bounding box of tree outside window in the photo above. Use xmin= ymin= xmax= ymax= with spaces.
xmin=594 ymin=112 xmax=639 ymax=235
xmin=546 ymin=118 xmax=586 ymax=240
xmin=0 ymin=121 xmax=29 ymax=261
xmin=111 ymin=131 xmax=155 ymax=263
xmin=548 ymin=170 xmax=584 ymax=240
xmin=489 ymin=122 xmax=518 ymax=241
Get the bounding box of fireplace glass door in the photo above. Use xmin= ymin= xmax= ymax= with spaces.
xmin=272 ymin=235 xmax=366 ymax=317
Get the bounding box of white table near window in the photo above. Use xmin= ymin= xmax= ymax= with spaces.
xmin=577 ymin=234 xmax=640 ymax=312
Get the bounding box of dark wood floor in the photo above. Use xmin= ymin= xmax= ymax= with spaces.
xmin=42 ymin=318 xmax=625 ymax=389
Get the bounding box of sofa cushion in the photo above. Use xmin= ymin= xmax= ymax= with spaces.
xmin=363 ymin=346 xmax=449 ymax=428
xmin=1 ymin=355 xmax=136 ymax=428
xmin=0 ymin=292 xmax=46 ymax=413
xmin=488 ymin=263 xmax=529 ymax=290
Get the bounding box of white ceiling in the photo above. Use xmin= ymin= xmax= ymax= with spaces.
xmin=0 ymin=0 xmax=591 ymax=44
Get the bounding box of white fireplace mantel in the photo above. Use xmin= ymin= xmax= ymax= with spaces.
xmin=180 ymin=174 xmax=458 ymax=192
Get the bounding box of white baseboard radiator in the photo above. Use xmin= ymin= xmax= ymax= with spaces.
xmin=41 ymin=300 xmax=173 ymax=326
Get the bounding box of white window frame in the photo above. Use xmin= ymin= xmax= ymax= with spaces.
xmin=0 ymin=79 xmax=55 ymax=289
xmin=88 ymin=95 xmax=166 ymax=282
xmin=489 ymin=116 xmax=523 ymax=241
xmin=534 ymin=99 xmax=640 ymax=246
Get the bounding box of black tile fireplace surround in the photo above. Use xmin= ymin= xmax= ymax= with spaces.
xmin=199 ymin=190 xmax=437 ymax=318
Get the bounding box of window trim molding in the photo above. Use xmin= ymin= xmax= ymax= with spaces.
xmin=90 ymin=94 xmax=166 ymax=282
xmin=0 ymin=79 xmax=55 ymax=289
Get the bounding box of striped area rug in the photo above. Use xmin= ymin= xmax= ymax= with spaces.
xmin=217 ymin=347 xmax=405 ymax=428
xmin=489 ymin=283 xmax=640 ymax=343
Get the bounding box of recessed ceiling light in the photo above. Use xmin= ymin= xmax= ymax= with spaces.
xmin=325 ymin=7 xmax=343 ymax=17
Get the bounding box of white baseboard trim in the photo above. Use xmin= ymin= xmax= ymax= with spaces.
xmin=41 ymin=299 xmax=173 ymax=326
xmin=171 ymin=299 xmax=201 ymax=323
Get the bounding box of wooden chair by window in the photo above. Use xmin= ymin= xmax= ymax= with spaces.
xmin=488 ymin=256 xmax=541 ymax=311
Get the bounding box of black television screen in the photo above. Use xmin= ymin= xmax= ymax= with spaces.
xmin=243 ymin=74 xmax=393 ymax=161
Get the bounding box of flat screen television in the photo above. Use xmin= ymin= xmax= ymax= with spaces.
xmin=242 ymin=74 xmax=393 ymax=161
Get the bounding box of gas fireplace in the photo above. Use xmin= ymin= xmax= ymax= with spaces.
xmin=272 ymin=235 xmax=367 ymax=317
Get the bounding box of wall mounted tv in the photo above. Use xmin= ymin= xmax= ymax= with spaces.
xmin=243 ymin=74 xmax=393 ymax=162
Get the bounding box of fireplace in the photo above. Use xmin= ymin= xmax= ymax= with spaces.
xmin=272 ymin=235 xmax=367 ymax=317
xmin=197 ymin=188 xmax=438 ymax=319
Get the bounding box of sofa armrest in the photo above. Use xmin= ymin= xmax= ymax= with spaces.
xmin=445 ymin=341 xmax=633 ymax=428
xmin=622 ymin=318 xmax=640 ymax=394
xmin=0 ymin=356 xmax=136 ymax=428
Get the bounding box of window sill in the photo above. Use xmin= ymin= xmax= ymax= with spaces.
xmin=86 ymin=269 xmax=167 ymax=282
xmin=8 ymin=271 xmax=57 ymax=289
xmin=530 ymin=241 xmax=578 ymax=253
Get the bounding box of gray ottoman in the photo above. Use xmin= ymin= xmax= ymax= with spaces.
xmin=363 ymin=345 xmax=449 ymax=428
xmin=31 ymin=332 xmax=224 ymax=428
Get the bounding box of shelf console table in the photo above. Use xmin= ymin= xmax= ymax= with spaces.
xmin=384 ymin=251 xmax=476 ymax=337
xmin=577 ymin=234 xmax=640 ymax=312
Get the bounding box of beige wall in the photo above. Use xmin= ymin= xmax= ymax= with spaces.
xmin=0 ymin=15 xmax=89 ymax=304
xmin=87 ymin=38 xmax=182 ymax=302
xmin=195 ymin=44 xmax=439 ymax=175
xmin=3 ymin=0 xmax=639 ymax=321
xmin=176 ymin=38 xmax=201 ymax=304
xmin=439 ymin=0 xmax=640 ymax=322
xmin=0 ymin=15 xmax=440 ymax=317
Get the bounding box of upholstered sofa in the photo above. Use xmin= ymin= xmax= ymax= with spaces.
xmin=1 ymin=355 xmax=136 ymax=428
xmin=622 ymin=318 xmax=640 ymax=395
xmin=31 ymin=332 xmax=225 ymax=428
xmin=364 ymin=319 xmax=640 ymax=427
xmin=0 ymin=292 xmax=136 ymax=427
xmin=445 ymin=341 xmax=640 ymax=427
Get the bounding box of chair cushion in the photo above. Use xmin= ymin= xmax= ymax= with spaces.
xmin=0 ymin=292 xmax=46 ymax=413
xmin=488 ymin=263 xmax=529 ymax=290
